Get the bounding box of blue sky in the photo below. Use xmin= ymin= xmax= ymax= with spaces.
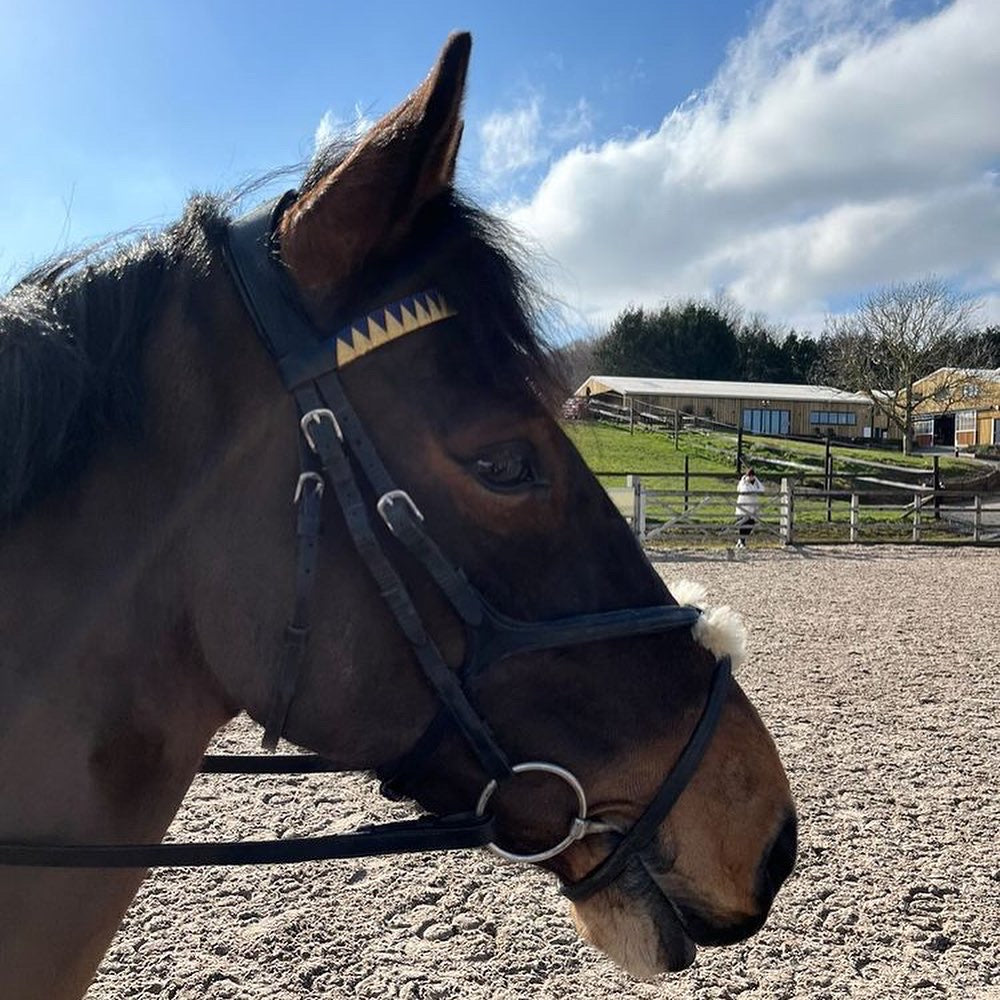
xmin=2 ymin=0 xmax=997 ymax=337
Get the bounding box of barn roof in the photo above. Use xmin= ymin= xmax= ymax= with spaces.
xmin=914 ymin=366 xmax=1000 ymax=384
xmin=576 ymin=375 xmax=872 ymax=406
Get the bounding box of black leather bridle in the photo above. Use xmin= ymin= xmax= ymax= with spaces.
xmin=0 ymin=194 xmax=730 ymax=901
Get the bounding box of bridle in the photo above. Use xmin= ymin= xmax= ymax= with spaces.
xmin=0 ymin=193 xmax=730 ymax=901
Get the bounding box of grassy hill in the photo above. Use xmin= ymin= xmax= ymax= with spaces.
xmin=562 ymin=422 xmax=730 ymax=479
xmin=562 ymin=421 xmax=983 ymax=489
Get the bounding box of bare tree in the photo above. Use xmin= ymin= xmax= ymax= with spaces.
xmin=552 ymin=334 xmax=601 ymax=393
xmin=821 ymin=278 xmax=982 ymax=453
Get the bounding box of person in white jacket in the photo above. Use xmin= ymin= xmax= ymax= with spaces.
xmin=734 ymin=468 xmax=765 ymax=548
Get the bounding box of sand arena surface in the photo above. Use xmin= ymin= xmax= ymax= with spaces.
xmin=87 ymin=546 xmax=999 ymax=999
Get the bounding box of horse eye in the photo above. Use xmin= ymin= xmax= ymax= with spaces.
xmin=471 ymin=443 xmax=537 ymax=491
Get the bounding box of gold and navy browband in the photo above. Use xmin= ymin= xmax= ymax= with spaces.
xmin=333 ymin=290 xmax=456 ymax=367
xmin=274 ymin=288 xmax=457 ymax=387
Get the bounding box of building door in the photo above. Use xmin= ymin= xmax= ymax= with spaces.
xmin=994 ymin=418 xmax=1000 ymax=445
xmin=934 ymin=413 xmax=954 ymax=445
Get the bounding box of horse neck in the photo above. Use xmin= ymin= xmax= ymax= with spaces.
xmin=0 ymin=514 xmax=232 ymax=1000
xmin=0 ymin=282 xmax=236 ymax=1000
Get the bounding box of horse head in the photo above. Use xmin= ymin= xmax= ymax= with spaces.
xmin=178 ymin=34 xmax=795 ymax=978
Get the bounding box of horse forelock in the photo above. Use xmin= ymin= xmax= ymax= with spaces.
xmin=427 ymin=194 xmax=560 ymax=400
xmin=309 ymin=185 xmax=561 ymax=406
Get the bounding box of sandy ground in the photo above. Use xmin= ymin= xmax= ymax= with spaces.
xmin=87 ymin=546 xmax=1000 ymax=1000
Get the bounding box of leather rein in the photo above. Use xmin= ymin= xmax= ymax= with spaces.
xmin=0 ymin=193 xmax=730 ymax=900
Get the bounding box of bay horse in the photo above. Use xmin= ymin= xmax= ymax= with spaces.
xmin=0 ymin=34 xmax=795 ymax=1000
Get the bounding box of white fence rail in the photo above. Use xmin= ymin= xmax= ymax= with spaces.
xmin=614 ymin=477 xmax=1000 ymax=545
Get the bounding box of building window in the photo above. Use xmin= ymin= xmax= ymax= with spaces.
xmin=810 ymin=411 xmax=857 ymax=426
xmin=956 ymin=410 xmax=976 ymax=433
xmin=913 ymin=418 xmax=934 ymax=436
xmin=742 ymin=409 xmax=790 ymax=434
xmin=962 ymin=383 xmax=980 ymax=398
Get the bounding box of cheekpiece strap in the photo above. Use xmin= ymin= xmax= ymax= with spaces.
xmin=224 ymin=192 xmax=314 ymax=365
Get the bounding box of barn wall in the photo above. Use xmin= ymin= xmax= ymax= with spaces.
xmin=624 ymin=393 xmax=871 ymax=437
xmin=977 ymin=411 xmax=1000 ymax=446
xmin=912 ymin=372 xmax=1000 ymax=414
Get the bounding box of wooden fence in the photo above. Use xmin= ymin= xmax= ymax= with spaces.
xmin=613 ymin=476 xmax=1000 ymax=546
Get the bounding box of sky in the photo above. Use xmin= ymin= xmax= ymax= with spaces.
xmin=1 ymin=0 xmax=997 ymax=340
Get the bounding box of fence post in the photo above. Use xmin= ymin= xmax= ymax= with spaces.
xmin=825 ymin=439 xmax=833 ymax=523
xmin=683 ymin=455 xmax=690 ymax=514
xmin=974 ymin=494 xmax=982 ymax=543
xmin=912 ymin=491 xmax=921 ymax=543
xmin=628 ymin=397 xmax=634 ymax=435
xmin=627 ymin=475 xmax=645 ymax=539
xmin=850 ymin=493 xmax=859 ymax=543
xmin=736 ymin=427 xmax=743 ymax=473
xmin=933 ymin=455 xmax=941 ymax=520
xmin=779 ymin=477 xmax=794 ymax=545
xmin=673 ymin=408 xmax=680 ymax=449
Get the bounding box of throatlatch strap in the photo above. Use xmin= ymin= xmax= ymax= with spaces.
xmin=261 ymin=445 xmax=324 ymax=750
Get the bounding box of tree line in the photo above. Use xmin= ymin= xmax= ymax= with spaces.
xmin=557 ymin=300 xmax=833 ymax=390
xmin=562 ymin=293 xmax=998 ymax=389
xmin=557 ymin=279 xmax=999 ymax=454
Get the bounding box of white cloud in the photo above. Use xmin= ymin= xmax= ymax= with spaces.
xmin=479 ymin=98 xmax=544 ymax=178
xmin=314 ymin=104 xmax=375 ymax=152
xmin=505 ymin=0 xmax=1000 ymax=333
xmin=552 ymin=98 xmax=594 ymax=143
xmin=977 ymin=294 xmax=1000 ymax=326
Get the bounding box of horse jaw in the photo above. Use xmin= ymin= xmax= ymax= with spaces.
xmin=569 ymin=882 xmax=696 ymax=979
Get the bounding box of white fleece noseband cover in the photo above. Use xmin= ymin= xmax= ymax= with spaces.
xmin=669 ymin=580 xmax=747 ymax=670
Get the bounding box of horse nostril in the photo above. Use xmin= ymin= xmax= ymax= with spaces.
xmin=759 ymin=813 xmax=797 ymax=906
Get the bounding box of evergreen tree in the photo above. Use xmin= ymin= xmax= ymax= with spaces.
xmin=593 ymin=302 xmax=740 ymax=379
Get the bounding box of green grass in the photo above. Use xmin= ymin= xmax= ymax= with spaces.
xmin=736 ymin=435 xmax=973 ymax=478
xmin=562 ymin=422 xmax=732 ymax=486
xmin=562 ymin=420 xmax=982 ymax=488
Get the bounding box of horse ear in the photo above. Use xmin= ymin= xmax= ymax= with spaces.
xmin=279 ymin=32 xmax=471 ymax=293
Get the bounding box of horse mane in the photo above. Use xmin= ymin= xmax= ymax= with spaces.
xmin=0 ymin=155 xmax=556 ymax=527
xmin=0 ymin=199 xmax=223 ymax=525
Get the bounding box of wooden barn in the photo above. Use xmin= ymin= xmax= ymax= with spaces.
xmin=575 ymin=376 xmax=875 ymax=438
xmin=909 ymin=368 xmax=1000 ymax=449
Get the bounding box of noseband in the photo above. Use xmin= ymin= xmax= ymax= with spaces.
xmin=0 ymin=194 xmax=730 ymax=901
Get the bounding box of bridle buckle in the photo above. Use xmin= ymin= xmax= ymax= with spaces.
xmin=300 ymin=408 xmax=342 ymax=451
xmin=377 ymin=489 xmax=425 ymax=529
xmin=293 ymin=471 xmax=325 ymax=504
